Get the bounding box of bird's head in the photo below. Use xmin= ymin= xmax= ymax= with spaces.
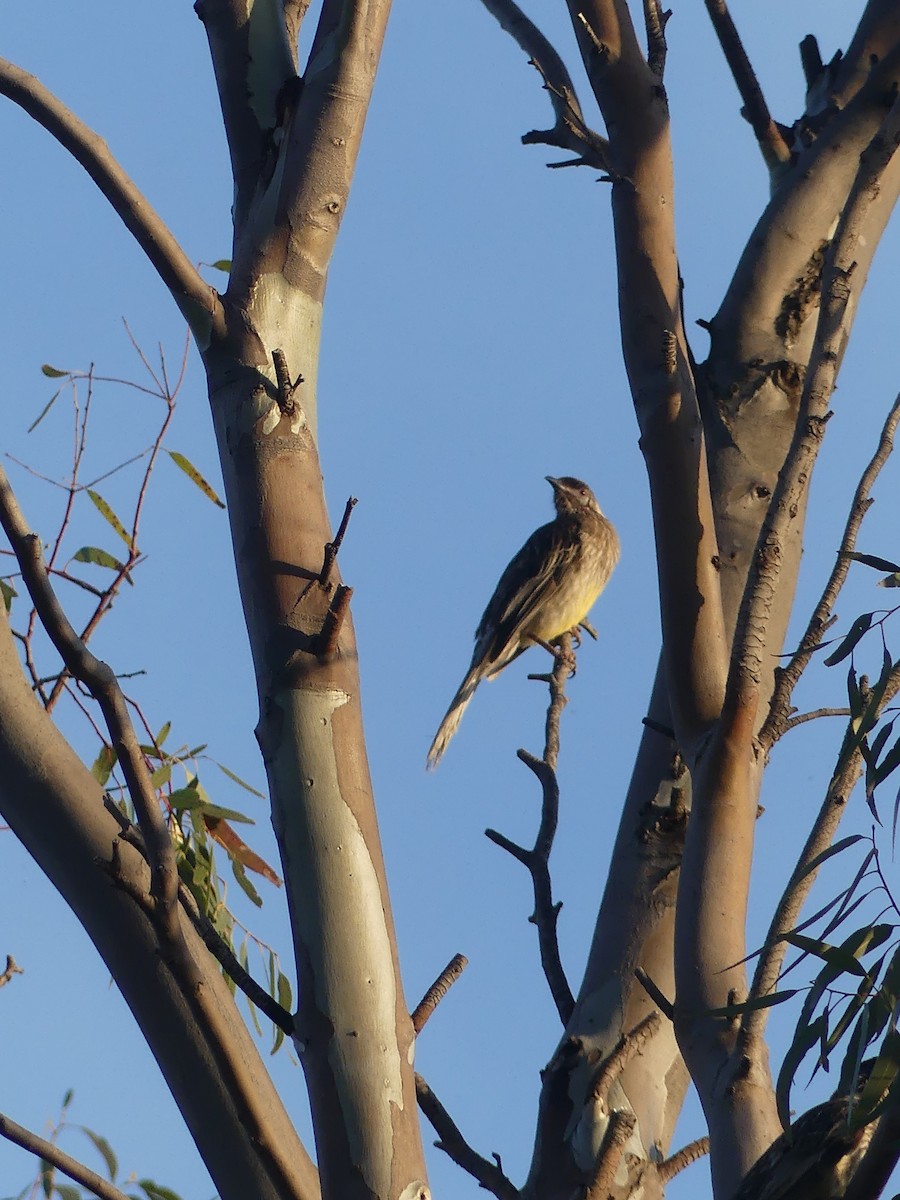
xmin=546 ymin=476 xmax=601 ymax=516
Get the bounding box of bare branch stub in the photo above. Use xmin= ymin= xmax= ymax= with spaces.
xmin=658 ymin=1136 xmax=711 ymax=1183
xmin=643 ymin=0 xmax=672 ymax=79
xmin=701 ymin=0 xmax=791 ymax=170
xmin=411 ymin=953 xmax=469 ymax=1035
xmin=415 ymin=1073 xmax=520 ymax=1200
xmin=316 ymin=584 xmax=353 ymax=661
xmin=319 ymin=495 xmax=358 ymax=586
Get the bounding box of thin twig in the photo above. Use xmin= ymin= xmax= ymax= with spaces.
xmin=316 ymin=584 xmax=353 ymax=660
xmin=658 ymin=1136 xmax=711 ymax=1183
xmin=415 ymin=1074 xmax=519 ymax=1200
xmin=701 ymin=0 xmax=791 ymax=170
xmin=0 ymin=1111 xmax=131 ymax=1200
xmin=761 ymin=394 xmax=900 ymax=750
xmin=319 ymin=496 xmax=358 ymax=585
xmin=782 ymin=706 xmax=853 ymax=732
xmin=485 ymin=639 xmax=576 ymax=1024
xmin=411 ymin=953 xmax=468 ymax=1035
xmin=0 ymin=59 xmax=223 ymax=338
xmin=634 ymin=967 xmax=675 ymax=1020
xmin=0 ymin=466 xmax=191 ymax=974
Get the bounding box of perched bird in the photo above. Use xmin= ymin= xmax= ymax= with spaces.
xmin=426 ymin=476 xmax=619 ymax=769
xmin=732 ymin=1060 xmax=894 ymax=1200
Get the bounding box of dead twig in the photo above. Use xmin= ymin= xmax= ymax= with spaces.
xmin=486 ymin=637 xmax=576 ymax=1024
xmin=319 ymin=496 xmax=358 ymax=585
xmin=415 ymin=1073 xmax=519 ymax=1200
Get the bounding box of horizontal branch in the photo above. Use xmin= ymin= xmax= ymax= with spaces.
xmin=0 ymin=58 xmax=225 ymax=343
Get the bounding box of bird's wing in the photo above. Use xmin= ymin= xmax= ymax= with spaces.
xmin=473 ymin=517 xmax=578 ymax=671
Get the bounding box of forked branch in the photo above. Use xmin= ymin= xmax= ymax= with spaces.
xmin=485 ymin=639 xmax=577 ymax=1024
xmin=480 ymin=0 xmax=611 ymax=170
xmin=0 ymin=58 xmax=224 ymax=341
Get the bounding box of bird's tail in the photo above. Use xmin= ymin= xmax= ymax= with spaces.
xmin=426 ymin=669 xmax=481 ymax=770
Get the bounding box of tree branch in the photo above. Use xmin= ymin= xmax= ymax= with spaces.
xmin=485 ymin=642 xmax=577 ymax=1024
xmin=760 ymin=393 xmax=900 ymax=751
xmin=702 ymin=0 xmax=791 ymax=171
xmin=0 ymin=58 xmax=224 ymax=344
xmin=0 ymin=1111 xmax=132 ymax=1200
xmin=415 ymin=1074 xmax=519 ymax=1200
xmin=411 ymin=953 xmax=468 ymax=1035
xmin=480 ymin=0 xmax=611 ymax=170
xmin=0 ymin=465 xmax=190 ymax=972
xmin=657 ymin=1135 xmax=711 ymax=1183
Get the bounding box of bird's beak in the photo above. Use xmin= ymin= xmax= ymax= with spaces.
xmin=546 ymin=475 xmax=560 ymax=489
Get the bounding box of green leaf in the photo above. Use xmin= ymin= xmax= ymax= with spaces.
xmin=874 ymin=733 xmax=900 ymax=787
xmin=27 ymin=388 xmax=62 ymax=432
xmin=78 ymin=1126 xmax=118 ymax=1180
xmin=200 ymin=802 xmax=255 ymax=825
xmin=0 ymin=579 xmax=16 ymax=612
xmin=824 ymin=613 xmax=873 ymax=666
xmin=39 ymin=1160 xmax=53 ymax=1198
xmin=777 ymin=1014 xmax=827 ymax=1129
xmin=878 ymin=572 xmax=900 ymax=588
xmin=155 ymin=721 xmax=172 ymax=747
xmin=213 ymin=760 xmax=266 ymax=799
xmin=231 ymin=857 xmax=262 ymax=908
xmin=151 ymin=764 xmax=172 ymax=789
xmin=72 ymin=545 xmax=133 ymax=584
xmin=209 ymin=259 xmax=231 ymax=273
xmin=138 ymin=1182 xmax=185 ymax=1200
xmin=86 ymin=489 xmax=132 ymax=548
xmin=166 ymin=450 xmax=225 ymax=508
xmin=841 ymin=551 xmax=900 ymax=574
xmin=61 ymin=1089 xmax=74 ymax=1110
xmin=794 ymin=835 xmax=864 ymax=885
xmin=40 ymin=364 xmax=68 ymax=378
xmin=169 ymin=785 xmax=203 ymax=811
xmin=55 ymin=1187 xmax=81 ymax=1200
xmin=91 ymin=745 xmax=117 ymax=786
xmin=707 ymin=989 xmax=799 ymax=1018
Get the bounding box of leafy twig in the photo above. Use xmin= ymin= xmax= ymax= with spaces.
xmin=0 ymin=1110 xmax=131 ymax=1200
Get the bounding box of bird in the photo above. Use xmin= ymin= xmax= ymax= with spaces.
xmin=426 ymin=476 xmax=619 ymax=769
xmin=731 ymin=1059 xmax=895 ymax=1200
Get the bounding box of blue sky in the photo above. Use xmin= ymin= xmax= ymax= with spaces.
xmin=1 ymin=2 xmax=898 ymax=1198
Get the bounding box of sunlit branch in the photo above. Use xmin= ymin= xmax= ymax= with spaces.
xmin=0 ymin=58 xmax=224 ymax=341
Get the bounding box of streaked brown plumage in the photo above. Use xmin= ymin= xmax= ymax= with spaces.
xmin=732 ymin=1060 xmax=893 ymax=1200
xmin=426 ymin=476 xmax=619 ymax=769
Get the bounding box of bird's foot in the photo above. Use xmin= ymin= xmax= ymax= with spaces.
xmin=578 ymin=619 xmax=598 ymax=641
